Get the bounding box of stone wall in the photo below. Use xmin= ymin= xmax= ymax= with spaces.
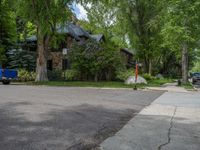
xmin=48 ymin=52 xmax=64 ymax=71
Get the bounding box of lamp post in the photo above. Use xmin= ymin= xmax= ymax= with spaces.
xmin=62 ymin=48 xmax=69 ymax=80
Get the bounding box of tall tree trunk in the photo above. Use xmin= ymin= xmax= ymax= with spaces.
xmin=181 ymin=42 xmax=188 ymax=83
xmin=35 ymin=27 xmax=48 ymax=82
xmin=94 ymin=73 xmax=98 ymax=82
xmin=148 ymin=59 xmax=152 ymax=75
xmin=144 ymin=58 xmax=149 ymax=73
xmin=105 ymin=69 xmax=112 ymax=81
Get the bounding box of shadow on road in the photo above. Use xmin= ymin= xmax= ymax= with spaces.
xmin=0 ymin=103 xmax=136 ymax=150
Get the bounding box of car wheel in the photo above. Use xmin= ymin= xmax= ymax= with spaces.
xmin=2 ymin=80 xmax=10 ymax=85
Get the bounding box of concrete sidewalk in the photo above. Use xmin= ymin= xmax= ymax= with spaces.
xmin=100 ymin=92 xmax=200 ymax=150
xmin=146 ymin=82 xmax=189 ymax=93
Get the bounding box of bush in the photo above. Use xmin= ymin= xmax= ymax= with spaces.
xmin=47 ymin=70 xmax=63 ymax=81
xmin=192 ymin=61 xmax=200 ymax=72
xmin=18 ymin=69 xmax=36 ymax=82
xmin=142 ymin=73 xmax=155 ymax=81
xmin=116 ymin=69 xmax=135 ymax=81
xmin=62 ymin=70 xmax=79 ymax=81
xmin=69 ymin=39 xmax=124 ymax=81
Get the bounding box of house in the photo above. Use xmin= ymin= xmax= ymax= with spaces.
xmin=23 ymin=23 xmax=134 ymax=71
xmin=120 ymin=48 xmax=135 ymax=68
xmin=23 ymin=23 xmax=105 ymax=71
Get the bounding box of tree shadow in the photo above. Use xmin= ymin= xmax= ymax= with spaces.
xmin=0 ymin=102 xmax=137 ymax=150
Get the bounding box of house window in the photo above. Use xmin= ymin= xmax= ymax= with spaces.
xmin=62 ymin=59 xmax=70 ymax=70
xmin=47 ymin=60 xmax=53 ymax=71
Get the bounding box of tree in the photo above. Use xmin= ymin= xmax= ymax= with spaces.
xmin=0 ymin=0 xmax=16 ymax=64
xmin=7 ymin=48 xmax=36 ymax=71
xmin=17 ymin=0 xmax=73 ymax=81
xmin=161 ymin=0 xmax=200 ymax=83
xmin=16 ymin=19 xmax=37 ymax=41
xmin=86 ymin=0 xmax=164 ymax=74
xmin=69 ymin=39 xmax=123 ymax=81
xmin=80 ymin=1 xmax=129 ymax=48
xmin=122 ymin=0 xmax=164 ymax=74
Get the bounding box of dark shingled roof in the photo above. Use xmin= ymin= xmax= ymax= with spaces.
xmin=57 ymin=23 xmax=90 ymax=40
xmin=120 ymin=48 xmax=134 ymax=56
xmin=26 ymin=23 xmax=104 ymax=43
xmin=26 ymin=35 xmax=37 ymax=42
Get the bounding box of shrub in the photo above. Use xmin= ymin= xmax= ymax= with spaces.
xmin=142 ymin=73 xmax=155 ymax=81
xmin=69 ymin=39 xmax=124 ymax=81
xmin=192 ymin=61 xmax=200 ymax=72
xmin=47 ymin=70 xmax=63 ymax=81
xmin=18 ymin=69 xmax=36 ymax=82
xmin=116 ymin=69 xmax=135 ymax=81
xmin=62 ymin=70 xmax=79 ymax=81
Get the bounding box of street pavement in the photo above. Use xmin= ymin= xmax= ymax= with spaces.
xmin=0 ymin=85 xmax=163 ymax=150
xmin=100 ymin=91 xmax=200 ymax=150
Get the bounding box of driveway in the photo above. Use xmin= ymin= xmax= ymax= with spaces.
xmin=0 ymin=85 xmax=163 ymax=150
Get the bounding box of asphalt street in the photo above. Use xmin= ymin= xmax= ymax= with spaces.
xmin=0 ymin=85 xmax=163 ymax=150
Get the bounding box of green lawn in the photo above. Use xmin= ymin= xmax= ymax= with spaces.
xmin=28 ymin=78 xmax=175 ymax=89
xmin=29 ymin=81 xmax=134 ymax=88
xmin=178 ymin=82 xmax=194 ymax=90
xmin=147 ymin=78 xmax=175 ymax=87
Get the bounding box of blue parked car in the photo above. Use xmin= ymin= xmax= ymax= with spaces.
xmin=0 ymin=65 xmax=18 ymax=85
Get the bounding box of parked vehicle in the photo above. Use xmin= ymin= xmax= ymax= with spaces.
xmin=0 ymin=65 xmax=18 ymax=85
xmin=191 ymin=72 xmax=200 ymax=84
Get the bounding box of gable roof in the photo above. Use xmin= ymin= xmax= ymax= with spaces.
xmin=26 ymin=35 xmax=37 ymax=42
xmin=26 ymin=23 xmax=104 ymax=43
xmin=120 ymin=48 xmax=134 ymax=56
xmin=57 ymin=23 xmax=90 ymax=40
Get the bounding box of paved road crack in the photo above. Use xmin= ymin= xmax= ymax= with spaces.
xmin=158 ymin=107 xmax=177 ymax=150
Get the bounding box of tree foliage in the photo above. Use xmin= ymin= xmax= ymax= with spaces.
xmin=82 ymin=0 xmax=200 ymax=81
xmin=17 ymin=0 xmax=74 ymax=81
xmin=7 ymin=48 xmax=36 ymax=71
xmin=160 ymin=0 xmax=200 ymax=82
xmin=0 ymin=0 xmax=17 ymax=63
xmin=80 ymin=1 xmax=129 ymax=48
xmin=1 ymin=0 xmax=200 ymax=82
xmin=69 ymin=39 xmax=124 ymax=81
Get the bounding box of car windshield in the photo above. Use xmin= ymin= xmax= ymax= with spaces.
xmin=193 ymin=73 xmax=200 ymax=77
